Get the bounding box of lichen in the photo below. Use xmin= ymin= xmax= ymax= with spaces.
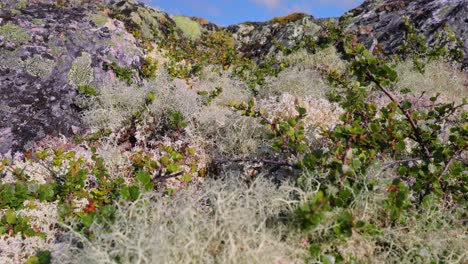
xmin=23 ymin=55 xmax=55 ymax=79
xmin=15 ymin=0 xmax=27 ymax=9
xmin=270 ymin=13 xmax=307 ymax=25
xmin=0 ymin=49 xmax=21 ymax=70
xmin=48 ymin=41 xmax=66 ymax=57
xmin=68 ymin=52 xmax=94 ymax=88
xmin=173 ymin=16 xmax=202 ymax=40
xmin=0 ymin=22 xmax=31 ymax=44
xmin=32 ymin=19 xmax=44 ymax=25
xmin=89 ymin=12 xmax=109 ymax=27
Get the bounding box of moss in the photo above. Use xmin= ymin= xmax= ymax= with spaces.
xmin=89 ymin=12 xmax=109 ymax=27
xmin=173 ymin=16 xmax=202 ymax=40
xmin=23 ymin=55 xmax=55 ymax=79
xmin=0 ymin=22 xmax=31 ymax=44
xmin=68 ymin=52 xmax=94 ymax=88
xmin=270 ymin=13 xmax=307 ymax=25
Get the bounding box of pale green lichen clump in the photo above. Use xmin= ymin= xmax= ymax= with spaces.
xmin=0 ymin=22 xmax=31 ymax=44
xmin=89 ymin=12 xmax=109 ymax=27
xmin=23 ymin=55 xmax=55 ymax=79
xmin=173 ymin=16 xmax=202 ymax=40
xmin=0 ymin=49 xmax=21 ymax=70
xmin=68 ymin=52 xmax=94 ymax=88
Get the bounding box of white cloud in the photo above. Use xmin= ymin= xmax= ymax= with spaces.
xmin=249 ymin=0 xmax=363 ymax=11
xmin=250 ymin=0 xmax=284 ymax=9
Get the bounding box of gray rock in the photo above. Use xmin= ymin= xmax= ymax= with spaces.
xmin=345 ymin=0 xmax=468 ymax=66
xmin=226 ymin=14 xmax=325 ymax=61
xmin=0 ymin=1 xmax=144 ymax=155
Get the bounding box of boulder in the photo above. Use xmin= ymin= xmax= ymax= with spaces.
xmin=346 ymin=0 xmax=468 ymax=66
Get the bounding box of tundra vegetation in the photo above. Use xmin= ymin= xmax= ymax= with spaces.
xmin=0 ymin=3 xmax=467 ymax=264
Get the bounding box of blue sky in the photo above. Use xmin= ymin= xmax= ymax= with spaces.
xmin=140 ymin=0 xmax=365 ymax=26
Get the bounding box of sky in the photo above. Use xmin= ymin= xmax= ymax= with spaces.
xmin=140 ymin=0 xmax=365 ymax=26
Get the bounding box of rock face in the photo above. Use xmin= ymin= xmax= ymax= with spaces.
xmin=226 ymin=13 xmax=326 ymax=60
xmin=0 ymin=1 xmax=148 ymax=155
xmin=0 ymin=0 xmax=219 ymax=156
xmin=346 ymin=0 xmax=468 ymax=66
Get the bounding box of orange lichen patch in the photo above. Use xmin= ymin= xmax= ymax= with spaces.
xmin=359 ymin=25 xmax=374 ymax=34
xmin=377 ymin=0 xmax=408 ymax=12
xmin=190 ymin=16 xmax=210 ymax=25
xmin=270 ymin=13 xmax=307 ymax=25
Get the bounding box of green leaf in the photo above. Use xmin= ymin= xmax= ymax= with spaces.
xmin=5 ymin=210 xmax=17 ymax=225
xmin=136 ymin=170 xmax=151 ymax=185
xmin=80 ymin=214 xmax=94 ymax=227
xmin=395 ymin=141 xmax=406 ymax=152
xmin=166 ymin=163 xmax=180 ymax=173
xmin=370 ymin=122 xmax=381 ymax=133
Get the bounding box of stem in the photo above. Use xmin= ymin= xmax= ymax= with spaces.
xmin=213 ymin=157 xmax=293 ymax=167
xmin=366 ymin=71 xmax=432 ymax=159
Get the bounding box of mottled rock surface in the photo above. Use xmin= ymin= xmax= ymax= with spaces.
xmin=0 ymin=1 xmax=145 ymax=155
xmin=0 ymin=0 xmax=221 ymax=155
xmin=346 ymin=0 xmax=468 ymax=66
xmin=226 ymin=14 xmax=326 ymax=60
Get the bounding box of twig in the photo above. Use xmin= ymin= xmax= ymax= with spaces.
xmin=213 ymin=157 xmax=293 ymax=167
xmin=153 ymin=171 xmax=185 ymax=183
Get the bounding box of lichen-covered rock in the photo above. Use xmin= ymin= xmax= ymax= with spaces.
xmin=0 ymin=1 xmax=145 ymax=156
xmin=345 ymin=0 xmax=468 ymax=67
xmin=0 ymin=22 xmax=30 ymax=45
xmin=226 ymin=14 xmax=324 ymax=61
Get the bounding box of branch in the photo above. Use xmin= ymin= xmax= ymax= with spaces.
xmin=439 ymin=149 xmax=462 ymax=180
xmin=213 ymin=157 xmax=293 ymax=167
xmin=366 ymin=70 xmax=432 ymax=159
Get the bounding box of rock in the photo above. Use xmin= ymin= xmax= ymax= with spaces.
xmin=226 ymin=14 xmax=325 ymax=61
xmin=345 ymin=0 xmax=468 ymax=66
xmin=0 ymin=0 xmax=220 ymax=155
xmin=0 ymin=1 xmax=145 ymax=155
